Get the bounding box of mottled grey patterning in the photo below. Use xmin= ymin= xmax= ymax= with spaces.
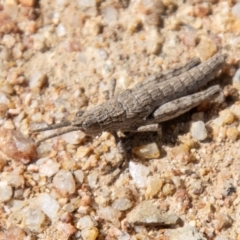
xmin=33 ymin=51 xmax=227 ymax=142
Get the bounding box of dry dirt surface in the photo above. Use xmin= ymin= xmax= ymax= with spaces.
xmin=0 ymin=0 xmax=240 ymax=239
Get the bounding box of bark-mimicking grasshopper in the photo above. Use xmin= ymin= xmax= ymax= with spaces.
xmin=33 ymin=52 xmax=227 ymax=146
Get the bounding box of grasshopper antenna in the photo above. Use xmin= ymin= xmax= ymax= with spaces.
xmin=31 ymin=121 xmax=72 ymax=133
xmin=34 ymin=126 xmax=82 ymax=144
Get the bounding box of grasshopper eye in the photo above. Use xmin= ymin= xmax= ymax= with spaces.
xmin=76 ymin=111 xmax=84 ymax=117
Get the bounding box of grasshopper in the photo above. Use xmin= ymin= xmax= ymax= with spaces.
xmin=33 ymin=51 xmax=227 ymax=147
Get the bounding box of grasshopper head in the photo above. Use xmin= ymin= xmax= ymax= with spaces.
xmin=72 ymin=110 xmax=102 ymax=135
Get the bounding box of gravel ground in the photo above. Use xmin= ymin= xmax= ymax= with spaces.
xmin=0 ymin=0 xmax=240 ymax=239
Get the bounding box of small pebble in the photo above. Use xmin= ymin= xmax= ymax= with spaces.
xmin=145 ymin=175 xmax=163 ymax=198
xmin=31 ymin=112 xmax=43 ymax=122
xmin=214 ymin=213 xmax=233 ymax=231
xmin=219 ymin=109 xmax=235 ymax=125
xmin=29 ymin=72 xmax=47 ymax=91
xmin=181 ymin=32 xmax=197 ymax=47
xmin=171 ymin=144 xmax=193 ymax=163
xmin=196 ymin=39 xmax=217 ymax=60
xmin=118 ymin=74 xmax=132 ymax=89
xmin=74 ymin=169 xmax=84 ymax=184
xmin=95 ymin=195 xmax=109 ymax=207
xmin=5 ymin=0 xmax=18 ymax=6
xmin=98 ymin=48 xmax=108 ymax=60
xmin=0 ymin=128 xmax=37 ymax=164
xmin=133 ymin=142 xmax=160 ymax=159
xmin=137 ymin=0 xmax=165 ymax=14
xmin=165 ymin=225 xmax=207 ymax=240
xmin=230 ymin=102 xmax=240 ymax=119
xmin=61 ymin=131 xmax=86 ymax=145
xmin=226 ymin=126 xmax=239 ymax=141
xmin=37 ymin=158 xmax=60 ymax=177
xmin=102 ymin=60 xmax=115 ymax=76
xmin=37 ymin=193 xmax=60 ymax=220
xmin=112 ymin=198 xmax=132 ymax=211
xmin=12 ymin=46 xmax=22 ymax=59
xmin=76 ymin=146 xmax=92 ymax=158
xmin=19 ymin=0 xmax=37 ymax=7
xmin=80 ymin=227 xmax=99 ymax=240
xmin=102 ymin=6 xmax=118 ymax=23
xmin=60 ymin=212 xmax=72 ymax=223
xmin=98 ymin=206 xmax=121 ymax=226
xmin=77 ymin=0 xmax=96 ymax=8
xmin=0 ymin=226 xmax=26 ymax=240
xmin=53 ymin=170 xmax=76 ymax=195
xmin=62 ymin=203 xmax=75 ymax=213
xmin=0 ymin=168 xmax=24 ymax=188
xmin=0 ymin=181 xmax=12 ymax=202
xmin=0 ymin=104 xmax=8 ymax=119
xmin=52 ymin=12 xmax=60 ymax=25
xmin=77 ymin=215 xmax=95 ymax=229
xmin=127 ymin=200 xmax=180 ymax=226
xmin=232 ymin=3 xmax=240 ymax=20
xmin=146 ymin=28 xmax=164 ymax=55
xmin=2 ymin=34 xmax=16 ymax=48
xmin=33 ymin=34 xmax=46 ymax=51
xmin=118 ymin=232 xmax=131 ymax=240
xmin=0 ymin=12 xmax=17 ymax=34
xmin=190 ymin=121 xmax=208 ymax=141
xmin=189 ymin=180 xmax=204 ymax=196
xmin=16 ymin=206 xmax=46 ymax=232
xmin=0 ymin=47 xmax=11 ymax=61
xmin=56 ymin=24 xmax=66 ymax=37
xmin=50 ymin=222 xmax=76 ymax=239
xmin=129 ymin=161 xmax=149 ymax=188
xmin=0 ymin=92 xmax=10 ymax=105
xmin=87 ymin=172 xmax=98 ymax=188
xmin=193 ymin=3 xmax=211 ymax=17
xmin=128 ymin=19 xmax=142 ymax=33
xmin=145 ymin=13 xmax=162 ymax=26
xmin=0 ymin=83 xmax=14 ymax=95
xmin=162 ymin=183 xmax=176 ymax=196
xmin=80 ymin=195 xmax=92 ymax=206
